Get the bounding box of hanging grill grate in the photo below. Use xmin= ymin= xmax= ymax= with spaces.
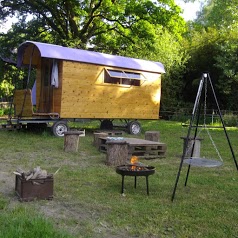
xmin=171 ymin=72 xmax=238 ymax=201
xmin=183 ymin=158 xmax=223 ymax=167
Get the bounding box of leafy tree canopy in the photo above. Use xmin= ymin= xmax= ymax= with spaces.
xmin=0 ymin=0 xmax=186 ymax=52
xmin=120 ymin=27 xmax=189 ymax=109
xmin=0 ymin=0 xmax=189 ymax=104
xmin=183 ymin=0 xmax=238 ymax=110
xmin=195 ymin=0 xmax=238 ymax=29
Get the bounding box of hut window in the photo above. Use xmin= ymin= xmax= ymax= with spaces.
xmin=104 ymin=69 xmax=144 ymax=86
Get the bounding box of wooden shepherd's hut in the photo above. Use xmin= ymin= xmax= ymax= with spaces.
xmin=12 ymin=41 xmax=165 ymax=136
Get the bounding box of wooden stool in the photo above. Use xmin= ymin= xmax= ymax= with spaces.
xmin=145 ymin=131 xmax=160 ymax=142
xmin=64 ymin=131 xmax=84 ymax=152
xmin=106 ymin=139 xmax=129 ymax=166
xmin=93 ymin=132 xmax=108 ymax=149
xmin=145 ymin=131 xmax=160 ymax=150
xmin=180 ymin=136 xmax=203 ymax=158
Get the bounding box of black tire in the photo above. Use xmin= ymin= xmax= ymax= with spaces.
xmin=127 ymin=121 xmax=141 ymax=135
xmin=52 ymin=121 xmax=69 ymax=137
xmin=100 ymin=119 xmax=113 ymax=130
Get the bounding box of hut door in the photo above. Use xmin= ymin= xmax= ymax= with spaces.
xmin=38 ymin=58 xmax=54 ymax=113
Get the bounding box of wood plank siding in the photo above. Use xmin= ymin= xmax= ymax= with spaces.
xmin=60 ymin=61 xmax=161 ymax=119
xmin=13 ymin=89 xmax=33 ymax=117
xmin=16 ymin=41 xmax=164 ymax=120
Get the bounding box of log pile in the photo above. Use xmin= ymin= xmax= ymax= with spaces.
xmin=13 ymin=166 xmax=52 ymax=181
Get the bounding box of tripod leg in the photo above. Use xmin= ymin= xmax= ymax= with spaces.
xmin=171 ymin=76 xmax=204 ymax=201
xmin=146 ymin=176 xmax=149 ymax=195
xmin=185 ymin=97 xmax=202 ymax=187
xmin=184 ymin=164 xmax=191 ymax=186
xmin=121 ymin=175 xmax=125 ymax=194
xmin=208 ymin=73 xmax=238 ymax=171
xmin=171 ymin=157 xmax=184 ymax=201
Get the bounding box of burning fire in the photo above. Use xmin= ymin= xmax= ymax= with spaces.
xmin=131 ymin=156 xmax=139 ymax=164
xmin=130 ymin=156 xmax=139 ymax=170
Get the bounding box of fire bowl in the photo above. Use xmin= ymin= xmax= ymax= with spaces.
xmin=116 ymin=164 xmax=155 ymax=177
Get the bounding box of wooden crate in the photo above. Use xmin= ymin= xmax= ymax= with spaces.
xmin=15 ymin=175 xmax=53 ymax=202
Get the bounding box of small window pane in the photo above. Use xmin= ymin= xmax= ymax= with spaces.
xmin=107 ymin=70 xmax=127 ymax=78
xmin=104 ymin=69 xmax=142 ymax=86
xmin=125 ymin=72 xmax=142 ymax=79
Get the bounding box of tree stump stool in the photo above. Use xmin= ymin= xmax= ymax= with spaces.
xmin=145 ymin=131 xmax=160 ymax=142
xmin=93 ymin=132 xmax=108 ymax=149
xmin=106 ymin=139 xmax=129 ymax=166
xmin=64 ymin=131 xmax=84 ymax=152
xmin=180 ymin=136 xmax=203 ymax=158
xmin=145 ymin=131 xmax=160 ymax=149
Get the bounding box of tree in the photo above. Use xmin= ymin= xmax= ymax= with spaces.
xmin=182 ymin=28 xmax=224 ymax=105
xmin=183 ymin=0 xmax=238 ymax=110
xmin=196 ymin=0 xmax=238 ymax=29
xmin=119 ymin=28 xmax=189 ymax=109
xmin=214 ymin=29 xmax=238 ymax=110
xmin=0 ymin=0 xmax=186 ymax=50
xmin=0 ymin=0 xmax=189 ymax=107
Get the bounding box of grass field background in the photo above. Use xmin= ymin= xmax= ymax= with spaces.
xmin=0 ymin=119 xmax=238 ymax=237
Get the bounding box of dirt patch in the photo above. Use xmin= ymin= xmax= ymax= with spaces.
xmin=0 ymin=129 xmax=133 ymax=238
xmin=0 ymin=165 xmax=126 ymax=238
xmin=0 ymin=171 xmax=15 ymax=197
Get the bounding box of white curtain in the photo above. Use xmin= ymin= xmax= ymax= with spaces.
xmin=51 ymin=59 xmax=59 ymax=88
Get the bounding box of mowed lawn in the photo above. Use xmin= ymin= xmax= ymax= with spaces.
xmin=0 ymin=119 xmax=238 ymax=238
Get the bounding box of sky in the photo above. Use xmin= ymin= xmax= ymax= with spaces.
xmin=175 ymin=0 xmax=203 ymax=21
xmin=0 ymin=18 xmax=18 ymax=33
xmin=0 ymin=1 xmax=202 ymax=33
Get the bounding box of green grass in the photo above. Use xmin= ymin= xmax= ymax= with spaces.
xmin=0 ymin=205 xmax=73 ymax=238
xmin=0 ymin=120 xmax=238 ymax=237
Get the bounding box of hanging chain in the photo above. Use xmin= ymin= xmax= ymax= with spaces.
xmin=185 ymin=78 xmax=203 ymax=157
xmin=203 ymin=76 xmax=223 ymax=162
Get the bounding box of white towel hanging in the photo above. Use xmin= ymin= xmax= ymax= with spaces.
xmin=51 ymin=59 xmax=59 ymax=88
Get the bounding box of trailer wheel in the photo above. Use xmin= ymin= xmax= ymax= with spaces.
xmin=100 ymin=119 xmax=113 ymax=130
xmin=52 ymin=121 xmax=69 ymax=137
xmin=127 ymin=121 xmax=141 ymax=135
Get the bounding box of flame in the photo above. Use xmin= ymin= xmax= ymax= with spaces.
xmin=131 ymin=156 xmax=138 ymax=164
xmin=130 ymin=156 xmax=139 ymax=170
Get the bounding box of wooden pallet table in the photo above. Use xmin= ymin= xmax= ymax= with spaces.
xmin=99 ymin=137 xmax=166 ymax=159
xmin=94 ymin=130 xmax=124 ymax=136
xmin=125 ymin=138 xmax=166 ymax=159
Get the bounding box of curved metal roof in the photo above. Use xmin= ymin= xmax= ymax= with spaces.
xmin=17 ymin=41 xmax=165 ymax=74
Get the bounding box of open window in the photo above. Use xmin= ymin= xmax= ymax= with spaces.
xmin=104 ymin=69 xmax=145 ymax=86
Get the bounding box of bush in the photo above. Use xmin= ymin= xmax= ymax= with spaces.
xmin=0 ymin=108 xmax=4 ymax=116
xmin=161 ymin=108 xmax=238 ymax=127
xmin=222 ymin=113 xmax=238 ymax=127
xmin=0 ymin=107 xmax=13 ymax=116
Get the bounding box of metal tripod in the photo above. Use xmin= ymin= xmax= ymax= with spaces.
xmin=171 ymin=72 xmax=238 ymax=201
